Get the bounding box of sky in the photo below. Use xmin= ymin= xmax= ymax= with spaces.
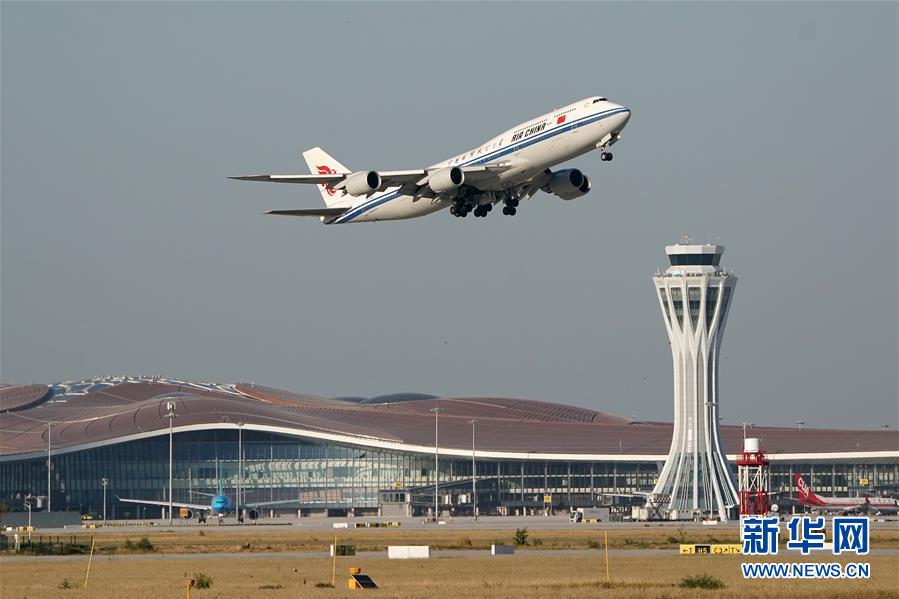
xmin=2 ymin=2 xmax=896 ymax=429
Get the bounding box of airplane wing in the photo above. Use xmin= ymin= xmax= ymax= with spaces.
xmin=117 ymin=496 xmax=211 ymax=512
xmin=230 ymin=164 xmax=515 ymax=193
xmin=229 ymin=171 xmax=428 ymax=189
xmin=266 ymin=208 xmax=350 ymax=217
xmin=242 ymin=499 xmax=305 ymax=508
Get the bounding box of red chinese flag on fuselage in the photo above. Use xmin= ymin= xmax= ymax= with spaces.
xmin=556 ymin=115 xmax=566 ymax=124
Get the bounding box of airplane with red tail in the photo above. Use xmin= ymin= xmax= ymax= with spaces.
xmin=230 ymin=96 xmax=631 ymax=223
xmin=794 ymin=473 xmax=898 ymax=514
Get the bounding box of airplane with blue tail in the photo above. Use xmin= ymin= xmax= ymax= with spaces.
xmin=118 ymin=463 xmax=290 ymax=523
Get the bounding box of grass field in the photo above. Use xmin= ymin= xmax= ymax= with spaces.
xmin=2 ymin=527 xmax=898 ymax=598
xmin=21 ymin=525 xmax=899 ymax=554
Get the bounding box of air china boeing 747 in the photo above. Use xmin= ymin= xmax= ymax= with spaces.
xmin=230 ymin=96 xmax=630 ymax=224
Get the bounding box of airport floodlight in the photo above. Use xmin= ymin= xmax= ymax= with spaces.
xmin=101 ymin=477 xmax=109 ymax=523
xmin=651 ymin=242 xmax=738 ymax=521
xmin=24 ymin=501 xmax=32 ymax=539
xmin=46 ymin=422 xmax=53 ymax=513
xmin=469 ymin=420 xmax=478 ymax=519
xmin=430 ymin=406 xmax=441 ymax=520
xmin=165 ymin=402 xmax=176 ymax=525
xmin=237 ymin=422 xmax=245 ymax=521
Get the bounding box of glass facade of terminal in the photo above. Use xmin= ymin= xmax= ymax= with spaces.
xmin=1 ymin=430 xmax=897 ymax=518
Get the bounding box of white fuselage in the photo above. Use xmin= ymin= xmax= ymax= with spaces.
xmin=328 ymin=98 xmax=630 ymax=224
xmin=801 ymin=495 xmax=899 ymax=513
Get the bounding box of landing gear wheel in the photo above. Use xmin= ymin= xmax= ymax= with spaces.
xmin=509 ymin=207 xmax=517 ymax=216
xmin=509 ymin=198 xmax=519 ymax=208
xmin=601 ymin=152 xmax=613 ymax=161
xmin=450 ymin=206 xmax=458 ymax=216
xmin=502 ymin=206 xmax=511 ymax=216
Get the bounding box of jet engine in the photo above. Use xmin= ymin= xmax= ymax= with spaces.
xmin=546 ymin=168 xmax=591 ymax=200
xmin=344 ymin=171 xmax=381 ymax=196
xmin=428 ymin=166 xmax=464 ymax=194
xmin=247 ymin=508 xmax=259 ymax=521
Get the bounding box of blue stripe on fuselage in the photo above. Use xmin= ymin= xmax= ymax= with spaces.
xmin=333 ymin=107 xmax=629 ymax=224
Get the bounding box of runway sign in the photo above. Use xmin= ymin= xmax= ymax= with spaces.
xmin=680 ymin=544 xmax=742 ymax=555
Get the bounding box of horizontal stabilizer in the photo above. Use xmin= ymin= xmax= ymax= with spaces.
xmin=266 ymin=208 xmax=349 ymax=217
xmin=229 ymin=174 xmax=344 ymax=184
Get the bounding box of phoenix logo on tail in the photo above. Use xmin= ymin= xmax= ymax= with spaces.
xmin=316 ymin=166 xmax=337 ymax=196
xmin=793 ymin=473 xmax=898 ymax=514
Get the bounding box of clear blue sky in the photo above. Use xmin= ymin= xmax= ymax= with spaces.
xmin=2 ymin=2 xmax=896 ymax=429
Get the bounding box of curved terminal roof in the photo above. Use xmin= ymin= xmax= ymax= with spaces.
xmin=0 ymin=376 xmax=896 ymax=462
xmin=0 ymin=384 xmax=51 ymax=413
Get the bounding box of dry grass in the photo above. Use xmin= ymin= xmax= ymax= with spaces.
xmin=2 ymin=553 xmax=898 ymax=599
xmin=46 ymin=526 xmax=899 ymax=555
xmin=4 ymin=527 xmax=898 ymax=598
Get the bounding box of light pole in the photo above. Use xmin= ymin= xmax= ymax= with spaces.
xmin=46 ymin=422 xmax=52 ymax=512
xmin=24 ymin=501 xmax=32 ymax=540
xmin=430 ymin=406 xmax=441 ymax=521
xmin=166 ymin=401 xmax=176 ymax=524
xmin=741 ymin=422 xmax=754 ymax=440
xmin=101 ymin=478 xmax=109 ymax=523
xmin=469 ymin=419 xmax=478 ymax=520
xmin=237 ymin=422 xmax=244 ymax=522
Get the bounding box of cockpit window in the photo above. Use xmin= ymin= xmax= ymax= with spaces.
xmin=593 ymin=98 xmax=606 ymax=103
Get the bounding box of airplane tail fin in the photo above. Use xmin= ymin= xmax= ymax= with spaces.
xmin=215 ymin=458 xmax=223 ymax=496
xmin=302 ymin=147 xmax=351 ymax=207
xmin=794 ymin=473 xmax=823 ymax=505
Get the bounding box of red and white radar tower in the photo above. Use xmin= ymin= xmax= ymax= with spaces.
xmin=737 ymin=437 xmax=770 ymax=515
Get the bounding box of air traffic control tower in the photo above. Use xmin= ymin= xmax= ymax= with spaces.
xmin=651 ymin=241 xmax=738 ymax=521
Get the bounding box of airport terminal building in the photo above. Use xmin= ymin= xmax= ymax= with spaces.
xmin=1 ymin=377 xmax=897 ymax=519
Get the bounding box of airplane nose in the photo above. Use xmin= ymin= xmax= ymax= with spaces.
xmin=616 ymin=108 xmax=631 ymax=130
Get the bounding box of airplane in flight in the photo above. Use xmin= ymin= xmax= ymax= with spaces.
xmin=230 ymin=96 xmax=631 ymax=224
xmin=794 ymin=473 xmax=898 ymax=515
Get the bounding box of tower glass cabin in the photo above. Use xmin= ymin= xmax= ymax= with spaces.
xmin=652 ymin=242 xmax=738 ymax=520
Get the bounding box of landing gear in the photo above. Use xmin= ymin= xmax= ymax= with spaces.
xmin=600 ymin=152 xmax=613 ymax=161
xmin=451 ymin=199 xmax=474 ymax=217
xmin=502 ymin=193 xmax=519 ymax=216
xmin=473 ymin=203 xmax=492 ymax=218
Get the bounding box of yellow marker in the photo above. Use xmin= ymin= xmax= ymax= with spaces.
xmin=679 ymin=544 xmax=742 ymax=555
xmin=331 ymin=534 xmax=338 ymax=587
xmin=604 ymin=530 xmax=610 ymax=583
xmin=83 ymin=537 xmax=95 ymax=588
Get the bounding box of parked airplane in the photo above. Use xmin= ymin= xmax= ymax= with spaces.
xmin=230 ymin=96 xmax=631 ymax=223
xmin=118 ymin=467 xmax=291 ymax=523
xmin=794 ymin=473 xmax=898 ymax=514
